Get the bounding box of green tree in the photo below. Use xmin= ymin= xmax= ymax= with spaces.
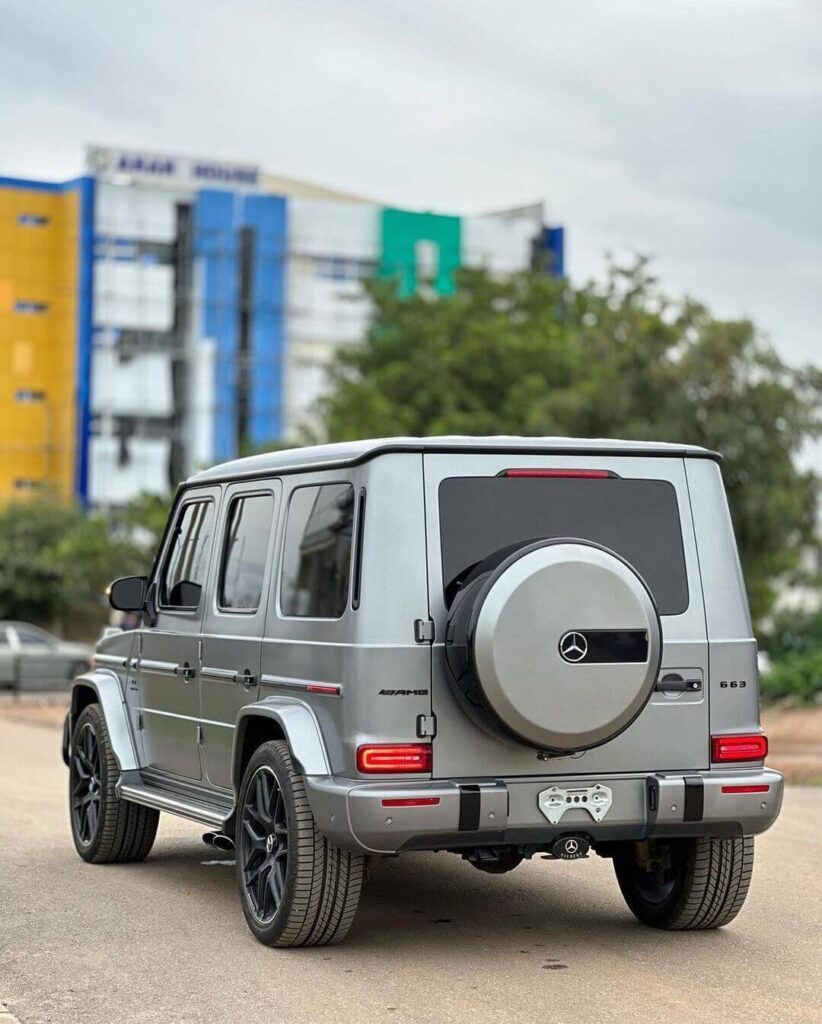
xmin=0 ymin=491 xmax=171 ymax=626
xmin=319 ymin=261 xmax=820 ymax=623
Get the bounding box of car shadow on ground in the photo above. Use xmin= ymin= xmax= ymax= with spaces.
xmin=111 ymin=835 xmax=741 ymax=959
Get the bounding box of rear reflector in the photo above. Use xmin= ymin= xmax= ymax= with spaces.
xmin=711 ymin=734 xmax=768 ymax=763
xmin=381 ymin=797 xmax=441 ymax=807
xmin=357 ymin=744 xmax=432 ymax=774
xmin=306 ymin=683 xmax=340 ymax=695
xmin=721 ymin=785 xmax=770 ymax=794
xmin=503 ymin=468 xmax=612 ymax=478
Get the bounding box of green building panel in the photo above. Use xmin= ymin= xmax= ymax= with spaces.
xmin=379 ymin=208 xmax=461 ymax=296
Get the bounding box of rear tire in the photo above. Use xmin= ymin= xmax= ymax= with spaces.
xmin=613 ymin=836 xmax=754 ymax=930
xmin=236 ymin=740 xmax=364 ymax=947
xmin=69 ymin=703 xmax=159 ymax=863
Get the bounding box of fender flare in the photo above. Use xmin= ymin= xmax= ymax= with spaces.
xmin=232 ymin=697 xmax=331 ymax=788
xmin=67 ymin=670 xmax=139 ymax=772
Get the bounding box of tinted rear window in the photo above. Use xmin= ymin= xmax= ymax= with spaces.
xmin=439 ymin=476 xmax=689 ymax=615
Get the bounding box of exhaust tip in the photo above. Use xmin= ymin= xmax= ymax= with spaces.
xmin=202 ymin=831 xmax=235 ymax=852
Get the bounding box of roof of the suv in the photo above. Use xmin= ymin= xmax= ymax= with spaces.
xmin=189 ymin=436 xmax=720 ymax=484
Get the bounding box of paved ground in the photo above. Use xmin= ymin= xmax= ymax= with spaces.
xmin=1 ymin=717 xmax=820 ymax=1024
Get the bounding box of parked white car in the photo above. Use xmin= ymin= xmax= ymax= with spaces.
xmin=0 ymin=622 xmax=92 ymax=689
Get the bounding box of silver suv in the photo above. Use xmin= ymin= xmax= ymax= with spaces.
xmin=63 ymin=437 xmax=782 ymax=946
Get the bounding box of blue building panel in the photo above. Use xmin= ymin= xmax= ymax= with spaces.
xmin=73 ymin=175 xmax=95 ymax=505
xmin=195 ymin=189 xmax=240 ymax=464
xmin=242 ymin=194 xmax=287 ymax=447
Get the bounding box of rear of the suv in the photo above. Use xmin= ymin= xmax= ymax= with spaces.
xmin=319 ymin=441 xmax=781 ymax=933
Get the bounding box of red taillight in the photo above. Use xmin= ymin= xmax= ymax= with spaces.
xmin=380 ymin=797 xmax=441 ymax=807
xmin=721 ymin=785 xmax=770 ymax=794
xmin=503 ymin=468 xmax=612 ymax=478
xmin=356 ymin=744 xmax=432 ymax=774
xmin=711 ymin=734 xmax=768 ymax=763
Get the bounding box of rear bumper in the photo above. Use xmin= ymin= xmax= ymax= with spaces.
xmin=304 ymin=767 xmax=784 ymax=854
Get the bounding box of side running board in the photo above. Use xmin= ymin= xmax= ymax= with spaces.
xmin=116 ymin=772 xmax=234 ymax=829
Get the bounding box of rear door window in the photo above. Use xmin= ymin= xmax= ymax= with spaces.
xmin=218 ymin=492 xmax=275 ymax=612
xmin=439 ymin=475 xmax=689 ymax=614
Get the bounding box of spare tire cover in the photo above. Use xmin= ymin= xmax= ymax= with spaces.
xmin=445 ymin=539 xmax=662 ymax=752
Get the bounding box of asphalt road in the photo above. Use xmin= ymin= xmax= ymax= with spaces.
xmin=1 ymin=717 xmax=820 ymax=1024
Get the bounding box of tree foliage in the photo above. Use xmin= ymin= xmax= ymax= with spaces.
xmin=319 ymin=260 xmax=820 ymax=623
xmin=0 ymin=492 xmax=170 ymax=626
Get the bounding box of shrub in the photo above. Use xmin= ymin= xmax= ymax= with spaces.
xmin=760 ymin=648 xmax=822 ymax=706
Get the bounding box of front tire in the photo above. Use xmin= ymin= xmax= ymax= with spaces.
xmin=69 ymin=703 xmax=159 ymax=863
xmin=613 ymin=836 xmax=754 ymax=930
xmin=236 ymin=740 xmax=364 ymax=947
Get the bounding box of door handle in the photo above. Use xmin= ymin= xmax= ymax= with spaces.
xmin=238 ymin=669 xmax=258 ymax=690
xmin=174 ymin=662 xmax=196 ymax=681
xmin=655 ymin=674 xmax=702 ymax=693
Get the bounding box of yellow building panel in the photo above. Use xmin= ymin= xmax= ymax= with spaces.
xmin=0 ymin=182 xmax=80 ymax=503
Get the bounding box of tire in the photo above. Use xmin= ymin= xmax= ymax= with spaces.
xmin=613 ymin=837 xmax=754 ymax=930
xmin=235 ymin=740 xmax=364 ymax=948
xmin=69 ymin=703 xmax=159 ymax=863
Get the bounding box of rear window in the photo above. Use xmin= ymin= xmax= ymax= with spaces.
xmin=438 ymin=476 xmax=689 ymax=615
xmin=280 ymin=483 xmax=355 ymax=618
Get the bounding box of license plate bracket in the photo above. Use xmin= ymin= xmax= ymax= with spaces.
xmin=538 ymin=783 xmax=613 ymax=825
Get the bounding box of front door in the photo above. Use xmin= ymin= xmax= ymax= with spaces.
xmin=135 ymin=487 xmax=220 ymax=781
xmin=199 ymin=483 xmax=280 ymax=791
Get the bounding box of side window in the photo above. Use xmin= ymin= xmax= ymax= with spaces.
xmin=16 ymin=629 xmax=50 ymax=647
xmin=280 ymin=483 xmax=355 ymax=619
xmin=218 ymin=493 xmax=276 ymax=612
xmin=160 ymin=500 xmax=214 ymax=610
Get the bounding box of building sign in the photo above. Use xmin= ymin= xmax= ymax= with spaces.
xmin=85 ymin=146 xmax=259 ymax=189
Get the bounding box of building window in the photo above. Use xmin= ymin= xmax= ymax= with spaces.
xmin=15 ymin=389 xmax=46 ymax=403
xmin=17 ymin=213 xmax=50 ymax=227
xmin=280 ymin=483 xmax=355 ymax=619
xmin=13 ymin=479 xmax=46 ymax=492
xmin=14 ymin=301 xmax=48 ymax=314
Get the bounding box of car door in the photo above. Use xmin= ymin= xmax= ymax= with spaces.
xmin=0 ymin=627 xmax=17 ymax=687
xmin=135 ymin=487 xmax=220 ymax=781
xmin=199 ymin=483 xmax=280 ymax=791
xmin=13 ymin=626 xmax=62 ymax=686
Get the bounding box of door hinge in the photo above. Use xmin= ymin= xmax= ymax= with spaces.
xmin=416 ymin=714 xmax=437 ymax=738
xmin=196 ymin=725 xmax=203 ymax=745
xmin=414 ymin=618 xmax=435 ymax=643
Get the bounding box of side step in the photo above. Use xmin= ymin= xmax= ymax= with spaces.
xmin=117 ymin=772 xmax=233 ymax=829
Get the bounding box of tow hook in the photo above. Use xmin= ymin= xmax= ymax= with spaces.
xmin=551 ymin=836 xmax=590 ymax=860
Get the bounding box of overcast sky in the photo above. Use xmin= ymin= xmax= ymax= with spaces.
xmin=2 ymin=0 xmax=820 ymax=366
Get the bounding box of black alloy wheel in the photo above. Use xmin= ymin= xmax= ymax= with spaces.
xmin=240 ymin=765 xmax=289 ymax=925
xmin=70 ymin=720 xmax=102 ymax=846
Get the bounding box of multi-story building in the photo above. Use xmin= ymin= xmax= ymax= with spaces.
xmin=0 ymin=145 xmax=564 ymax=507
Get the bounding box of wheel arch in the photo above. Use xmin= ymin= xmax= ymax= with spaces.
xmin=66 ymin=670 xmax=139 ymax=772
xmin=232 ymin=698 xmax=331 ymax=793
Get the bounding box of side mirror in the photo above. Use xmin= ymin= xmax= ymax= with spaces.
xmin=109 ymin=576 xmax=148 ymax=612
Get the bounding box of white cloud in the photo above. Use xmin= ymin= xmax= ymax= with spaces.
xmin=1 ymin=0 xmax=819 ymax=363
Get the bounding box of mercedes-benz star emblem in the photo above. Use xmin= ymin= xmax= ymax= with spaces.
xmin=559 ymin=631 xmax=588 ymax=663
xmin=564 ymin=838 xmax=579 ymax=855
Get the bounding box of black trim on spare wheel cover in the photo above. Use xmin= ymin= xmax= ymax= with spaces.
xmin=444 ymin=537 xmax=663 ymax=754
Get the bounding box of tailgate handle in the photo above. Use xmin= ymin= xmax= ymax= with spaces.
xmin=655 ymin=673 xmax=702 ymax=693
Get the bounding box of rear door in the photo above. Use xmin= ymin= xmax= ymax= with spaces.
xmin=424 ymin=452 xmax=709 ymax=778
xmin=199 ymin=482 xmax=280 ymax=791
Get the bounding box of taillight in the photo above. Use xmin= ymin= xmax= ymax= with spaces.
xmin=502 ymin=469 xmax=613 ymax=478
xmin=356 ymin=744 xmax=432 ymax=774
xmin=711 ymin=734 xmax=768 ymax=763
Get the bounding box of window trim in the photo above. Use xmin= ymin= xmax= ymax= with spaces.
xmin=351 ymin=488 xmax=367 ymax=611
xmin=157 ymin=497 xmax=215 ymax=614
xmin=277 ymin=480 xmax=356 ymax=622
xmin=215 ymin=489 xmax=276 ymax=616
